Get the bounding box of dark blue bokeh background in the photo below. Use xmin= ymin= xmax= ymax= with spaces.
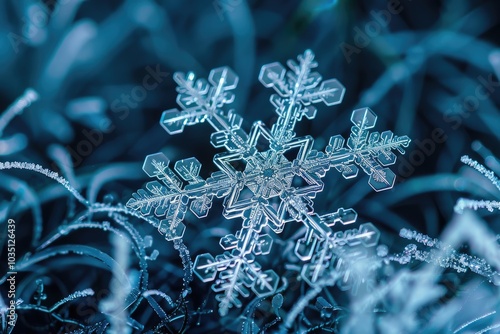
xmin=1 ymin=0 xmax=500 ymax=332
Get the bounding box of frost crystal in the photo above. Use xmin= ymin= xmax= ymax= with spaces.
xmin=127 ymin=50 xmax=411 ymax=315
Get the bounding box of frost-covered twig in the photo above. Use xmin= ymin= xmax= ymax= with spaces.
xmin=0 ymin=161 xmax=89 ymax=206
xmin=0 ymin=88 xmax=38 ymax=137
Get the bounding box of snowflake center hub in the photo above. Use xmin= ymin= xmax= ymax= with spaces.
xmin=263 ymin=168 xmax=275 ymax=178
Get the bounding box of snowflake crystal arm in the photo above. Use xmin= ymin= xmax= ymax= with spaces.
xmin=259 ymin=49 xmax=345 ymax=144
xmin=161 ymin=67 xmax=250 ymax=151
xmin=323 ymin=108 xmax=411 ymax=191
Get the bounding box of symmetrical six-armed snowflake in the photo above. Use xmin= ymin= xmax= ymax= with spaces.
xmin=127 ymin=50 xmax=411 ymax=315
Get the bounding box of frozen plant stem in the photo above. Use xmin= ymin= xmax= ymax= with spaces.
xmin=100 ymin=233 xmax=132 ymax=334
xmin=0 ymin=161 xmax=89 ymax=206
xmin=0 ymin=88 xmax=39 ymax=137
xmin=455 ymin=155 xmax=500 ymax=214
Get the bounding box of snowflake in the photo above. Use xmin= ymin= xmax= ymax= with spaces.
xmin=127 ymin=50 xmax=411 ymax=315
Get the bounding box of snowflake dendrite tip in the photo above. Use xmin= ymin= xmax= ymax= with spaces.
xmin=127 ymin=50 xmax=411 ymax=316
